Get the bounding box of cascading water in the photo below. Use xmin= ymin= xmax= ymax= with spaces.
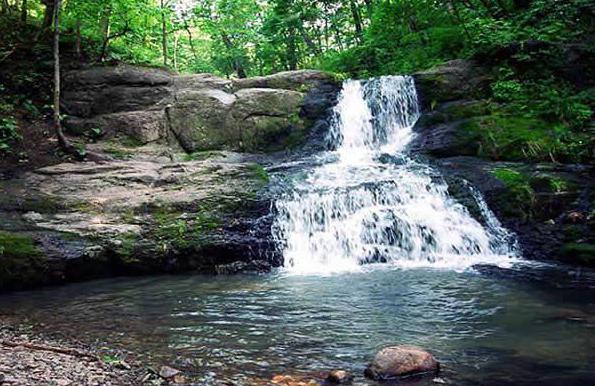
xmin=272 ymin=76 xmax=518 ymax=274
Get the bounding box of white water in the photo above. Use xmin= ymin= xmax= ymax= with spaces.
xmin=272 ymin=76 xmax=518 ymax=274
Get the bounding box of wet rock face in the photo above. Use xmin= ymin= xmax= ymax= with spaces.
xmin=410 ymin=59 xmax=595 ymax=267
xmin=364 ymin=345 xmax=439 ymax=380
xmin=62 ymin=65 xmax=340 ymax=153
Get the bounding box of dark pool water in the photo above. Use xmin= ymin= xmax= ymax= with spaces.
xmin=1 ymin=263 xmax=595 ymax=385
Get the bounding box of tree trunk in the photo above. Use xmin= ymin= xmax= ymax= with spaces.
xmin=447 ymin=0 xmax=472 ymax=40
xmin=42 ymin=0 xmax=54 ymax=29
xmin=52 ymin=0 xmax=67 ymax=149
xmin=173 ymin=33 xmax=178 ymax=70
xmin=20 ymin=0 xmax=27 ymax=24
xmin=364 ymin=0 xmax=373 ymax=20
xmin=184 ymin=21 xmax=198 ymax=61
xmin=75 ymin=19 xmax=81 ymax=59
xmin=349 ymin=0 xmax=364 ymax=42
xmin=299 ymin=25 xmax=321 ymax=55
xmin=160 ymin=0 xmax=168 ymax=66
xmin=286 ymin=28 xmax=298 ymax=71
xmin=99 ymin=6 xmax=111 ymax=61
xmin=52 ymin=0 xmax=106 ymax=162
xmin=1 ymin=0 xmax=9 ymax=15
xmin=221 ymin=32 xmax=247 ymax=78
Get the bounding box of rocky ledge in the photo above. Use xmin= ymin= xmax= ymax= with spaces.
xmin=62 ymin=65 xmax=340 ymax=153
xmin=412 ymin=59 xmax=595 ymax=267
xmin=0 ymin=67 xmax=340 ymax=292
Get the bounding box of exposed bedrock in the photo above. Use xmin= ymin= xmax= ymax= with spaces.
xmin=0 ymin=148 xmax=285 ymax=291
xmin=62 ymin=65 xmax=340 ymax=153
xmin=0 ymin=67 xmax=341 ymax=292
xmin=411 ymin=59 xmax=595 ymax=267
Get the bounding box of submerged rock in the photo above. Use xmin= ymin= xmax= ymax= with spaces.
xmin=364 ymin=345 xmax=439 ymax=380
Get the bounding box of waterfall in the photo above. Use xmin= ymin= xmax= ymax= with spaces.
xmin=272 ymin=76 xmax=518 ymax=274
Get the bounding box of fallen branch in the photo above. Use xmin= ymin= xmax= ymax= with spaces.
xmin=1 ymin=340 xmax=99 ymax=360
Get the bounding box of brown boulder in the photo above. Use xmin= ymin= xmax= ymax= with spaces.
xmin=326 ymin=369 xmax=353 ymax=384
xmin=364 ymin=345 xmax=439 ymax=380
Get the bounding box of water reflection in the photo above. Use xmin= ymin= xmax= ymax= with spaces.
xmin=1 ymin=265 xmax=594 ymax=385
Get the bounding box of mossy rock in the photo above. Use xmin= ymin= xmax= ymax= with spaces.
xmin=529 ymin=174 xmax=575 ymax=194
xmin=491 ymin=167 xmax=535 ymax=220
xmin=0 ymin=231 xmax=47 ymax=290
xmin=416 ymin=100 xmax=496 ymax=127
xmin=558 ymin=243 xmax=595 ymax=267
xmin=458 ymin=114 xmax=558 ymax=161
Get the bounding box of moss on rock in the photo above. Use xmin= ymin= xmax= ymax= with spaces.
xmin=491 ymin=167 xmax=535 ymax=219
xmin=0 ymin=231 xmax=46 ymax=290
xmin=558 ymin=243 xmax=595 ymax=267
xmin=458 ymin=114 xmax=560 ymax=161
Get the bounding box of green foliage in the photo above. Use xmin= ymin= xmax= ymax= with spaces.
xmin=0 ymin=115 xmax=19 ymax=153
xmin=0 ymin=85 xmax=20 ymax=153
xmin=0 ymin=0 xmax=592 ymax=165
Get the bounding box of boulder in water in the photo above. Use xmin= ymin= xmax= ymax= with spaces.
xmin=364 ymin=345 xmax=439 ymax=380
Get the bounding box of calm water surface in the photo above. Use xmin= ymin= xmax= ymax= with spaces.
xmin=2 ymin=264 xmax=595 ymax=385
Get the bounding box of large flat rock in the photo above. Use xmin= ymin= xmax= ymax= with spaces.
xmin=0 ymin=146 xmax=278 ymax=291
xmin=62 ymin=65 xmax=340 ymax=152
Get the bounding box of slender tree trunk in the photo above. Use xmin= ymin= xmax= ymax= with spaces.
xmin=52 ymin=0 xmax=67 ymax=149
xmin=173 ymin=33 xmax=178 ymax=70
xmin=349 ymin=0 xmax=364 ymax=42
xmin=1 ymin=0 xmax=10 ymax=16
xmin=52 ymin=0 xmax=108 ymax=162
xmin=184 ymin=21 xmax=198 ymax=61
xmin=448 ymin=0 xmax=472 ymax=40
xmin=42 ymin=0 xmax=54 ymax=28
xmin=299 ymin=25 xmax=320 ymax=55
xmin=221 ymin=32 xmax=246 ymax=78
xmin=160 ymin=0 xmax=168 ymax=66
xmin=99 ymin=6 xmax=111 ymax=61
xmin=364 ymin=0 xmax=373 ymax=20
xmin=20 ymin=0 xmax=27 ymax=24
xmin=75 ymin=19 xmax=81 ymax=59
xmin=286 ymin=28 xmax=298 ymax=71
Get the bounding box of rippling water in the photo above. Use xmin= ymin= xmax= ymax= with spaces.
xmin=2 ymin=265 xmax=594 ymax=385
